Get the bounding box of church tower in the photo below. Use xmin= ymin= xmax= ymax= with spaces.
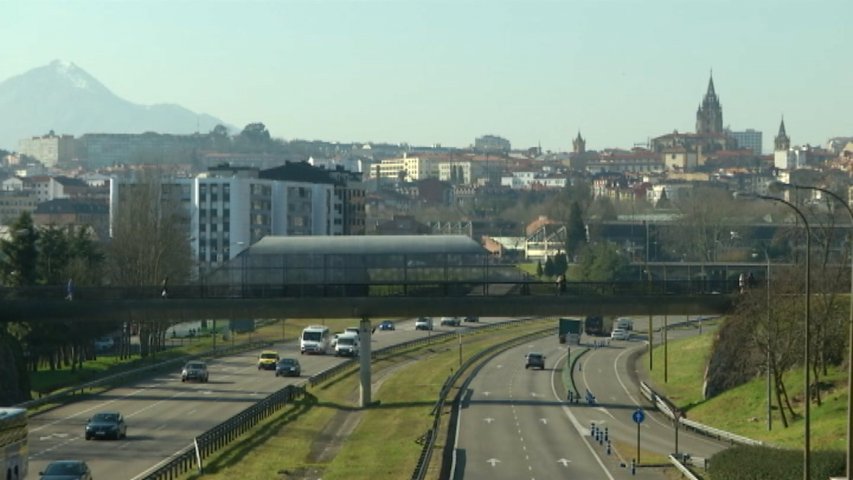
xmin=774 ymin=117 xmax=790 ymax=151
xmin=572 ymin=131 xmax=586 ymax=154
xmin=696 ymin=73 xmax=723 ymax=135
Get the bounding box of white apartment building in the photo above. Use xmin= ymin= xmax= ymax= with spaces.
xmin=370 ymin=155 xmax=439 ymax=182
xmin=438 ymin=161 xmax=481 ymax=185
xmin=18 ymin=132 xmax=76 ymax=167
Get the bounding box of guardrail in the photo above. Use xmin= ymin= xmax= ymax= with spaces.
xmin=668 ymin=454 xmax=700 ymax=480
xmin=137 ymin=384 xmax=304 ymax=480
xmin=640 ymin=380 xmax=763 ymax=447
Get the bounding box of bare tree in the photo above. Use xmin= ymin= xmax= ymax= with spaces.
xmin=107 ymin=171 xmax=192 ymax=358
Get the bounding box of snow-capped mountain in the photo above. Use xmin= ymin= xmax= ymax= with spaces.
xmin=0 ymin=60 xmax=231 ymax=150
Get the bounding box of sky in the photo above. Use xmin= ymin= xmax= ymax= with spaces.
xmin=2 ymin=0 xmax=850 ymax=153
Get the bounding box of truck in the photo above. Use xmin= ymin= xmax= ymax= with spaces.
xmin=334 ymin=332 xmax=360 ymax=357
xmin=558 ymin=317 xmax=583 ymax=344
xmin=584 ymin=315 xmax=612 ymax=336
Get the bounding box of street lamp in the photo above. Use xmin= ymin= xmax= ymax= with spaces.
xmin=737 ymin=191 xmax=811 ymax=480
xmin=772 ymin=181 xmax=853 ymax=479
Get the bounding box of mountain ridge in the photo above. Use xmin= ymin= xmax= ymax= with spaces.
xmin=0 ymin=60 xmax=233 ymax=150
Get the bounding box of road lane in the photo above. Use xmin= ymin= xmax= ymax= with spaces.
xmin=27 ymin=316 xmax=510 ymax=479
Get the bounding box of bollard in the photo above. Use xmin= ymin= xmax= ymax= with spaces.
xmin=605 ymin=427 xmax=609 ymax=442
xmin=591 ymin=423 xmax=596 ymax=436
xmin=607 ymin=440 xmax=611 ymax=455
xmin=631 ymin=459 xmax=636 ymax=475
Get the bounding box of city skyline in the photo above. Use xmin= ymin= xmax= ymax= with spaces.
xmin=2 ymin=0 xmax=850 ymax=153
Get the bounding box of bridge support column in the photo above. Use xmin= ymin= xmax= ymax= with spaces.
xmin=359 ymin=316 xmax=372 ymax=407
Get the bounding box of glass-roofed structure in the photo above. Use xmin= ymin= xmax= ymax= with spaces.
xmin=202 ymin=235 xmax=522 ymax=297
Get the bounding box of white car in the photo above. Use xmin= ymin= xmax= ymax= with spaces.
xmin=415 ymin=317 xmax=433 ymax=331
xmin=610 ymin=328 xmax=631 ymax=341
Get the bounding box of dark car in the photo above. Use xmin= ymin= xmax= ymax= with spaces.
xmin=181 ymin=361 xmax=209 ymax=382
xmin=85 ymin=411 xmax=126 ymax=440
xmin=463 ymin=316 xmax=479 ymax=323
xmin=525 ymin=352 xmax=546 ymax=370
xmin=39 ymin=460 xmax=93 ymax=480
xmin=440 ymin=316 xmax=461 ymax=327
xmin=378 ymin=320 xmax=395 ymax=331
xmin=275 ymin=358 xmax=302 ymax=377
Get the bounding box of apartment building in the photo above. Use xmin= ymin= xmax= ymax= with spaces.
xmin=18 ymin=132 xmax=76 ymax=167
xmin=370 ymin=155 xmax=439 ymax=182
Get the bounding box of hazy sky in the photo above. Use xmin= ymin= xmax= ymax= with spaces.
xmin=2 ymin=0 xmax=850 ymax=153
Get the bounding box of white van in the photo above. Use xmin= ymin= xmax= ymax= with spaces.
xmin=334 ymin=332 xmax=360 ymax=357
xmin=301 ymin=325 xmax=332 ymax=355
xmin=615 ymin=317 xmax=634 ymax=331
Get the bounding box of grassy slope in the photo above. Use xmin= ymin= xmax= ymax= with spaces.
xmin=644 ymin=322 xmax=847 ymax=452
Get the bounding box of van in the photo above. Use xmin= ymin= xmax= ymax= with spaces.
xmin=334 ymin=332 xmax=360 ymax=357
xmin=415 ymin=317 xmax=433 ymax=331
xmin=615 ymin=317 xmax=634 ymax=331
xmin=300 ymin=325 xmax=331 ymax=355
xmin=257 ymin=350 xmax=279 ymax=370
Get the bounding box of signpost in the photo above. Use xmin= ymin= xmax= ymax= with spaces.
xmin=633 ymin=408 xmax=645 ymax=464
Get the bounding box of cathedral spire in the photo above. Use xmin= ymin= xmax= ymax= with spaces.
xmin=707 ymin=71 xmax=716 ymax=98
xmin=774 ymin=116 xmax=790 ymax=151
xmin=696 ymin=72 xmax=723 ymax=135
xmin=572 ymin=131 xmax=586 ymax=154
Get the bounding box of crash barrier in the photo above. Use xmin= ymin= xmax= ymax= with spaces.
xmin=137 ymin=384 xmax=304 ymax=480
xmin=436 ymin=326 xmax=557 ymax=480
xmin=17 ymin=340 xmax=269 ymax=411
xmin=640 ymin=380 xmax=763 ymax=447
xmin=669 ymin=454 xmax=700 ymax=480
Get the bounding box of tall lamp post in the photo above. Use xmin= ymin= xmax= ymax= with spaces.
xmin=738 ymin=191 xmax=811 ymax=479
xmin=772 ymin=181 xmax=853 ymax=479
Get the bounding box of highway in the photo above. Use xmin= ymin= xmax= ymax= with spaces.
xmin=26 ymin=317 xmax=506 ymax=480
xmin=453 ymin=337 xmax=662 ymax=479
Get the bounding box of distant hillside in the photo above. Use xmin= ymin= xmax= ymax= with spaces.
xmin=0 ymin=60 xmax=233 ymax=150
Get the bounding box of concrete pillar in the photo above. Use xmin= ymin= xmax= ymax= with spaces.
xmin=359 ymin=316 xmax=372 ymax=407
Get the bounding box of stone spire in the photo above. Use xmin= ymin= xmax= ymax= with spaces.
xmin=696 ymin=72 xmax=723 ymax=135
xmin=572 ymin=131 xmax=586 ymax=154
xmin=774 ymin=117 xmax=791 ymax=151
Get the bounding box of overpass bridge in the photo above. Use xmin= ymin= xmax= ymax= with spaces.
xmin=0 ymin=279 xmax=734 ymax=323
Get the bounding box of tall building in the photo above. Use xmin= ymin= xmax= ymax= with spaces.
xmin=696 ymin=74 xmax=723 ymax=135
xmin=18 ymin=132 xmax=76 ymax=167
xmin=774 ymin=118 xmax=795 ymax=170
xmin=730 ymin=129 xmax=763 ymax=155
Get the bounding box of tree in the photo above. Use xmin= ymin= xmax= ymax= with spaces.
xmin=566 ymin=201 xmax=586 ymax=260
xmin=536 ymin=260 xmax=543 ymax=278
xmin=0 ymin=212 xmax=39 ymax=286
xmin=108 ymin=172 xmax=193 ymax=359
xmin=553 ymin=252 xmax=568 ymax=277
xmin=664 ymin=186 xmax=738 ymax=262
xmin=573 ymin=242 xmax=632 ymax=282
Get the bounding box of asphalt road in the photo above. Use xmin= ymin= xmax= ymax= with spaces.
xmin=26 ymin=316 xmax=504 ymax=480
xmin=453 ymin=337 xmax=662 ymax=480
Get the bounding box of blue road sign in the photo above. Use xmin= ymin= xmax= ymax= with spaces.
xmin=632 ymin=409 xmax=645 ymax=424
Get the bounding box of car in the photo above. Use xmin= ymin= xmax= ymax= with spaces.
xmin=611 ymin=328 xmax=631 ymax=341
xmin=415 ymin=317 xmax=433 ymax=331
xmin=378 ymin=320 xmax=395 ymax=331
xmin=181 ymin=360 xmax=209 ymax=382
xmin=275 ymin=358 xmax=302 ymax=377
xmin=85 ymin=411 xmax=126 ymax=440
xmin=345 ymin=327 xmax=360 ymax=335
xmin=440 ymin=316 xmax=461 ymax=327
xmin=463 ymin=316 xmax=479 ymax=323
xmin=257 ymin=350 xmax=279 ymax=370
xmin=525 ymin=352 xmax=546 ymax=370
xmin=93 ymin=336 xmax=114 ymax=351
xmin=40 ymin=460 xmax=93 ymax=480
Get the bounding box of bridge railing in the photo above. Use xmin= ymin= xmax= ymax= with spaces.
xmin=0 ymin=279 xmax=738 ymax=301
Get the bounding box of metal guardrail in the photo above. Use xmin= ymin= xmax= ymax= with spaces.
xmin=136 ymin=384 xmax=304 ymax=480
xmin=640 ymin=380 xmax=763 ymax=447
xmin=668 ymin=454 xmax=700 ymax=480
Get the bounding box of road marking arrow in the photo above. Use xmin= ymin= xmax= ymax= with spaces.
xmin=482 ymin=391 xmax=491 ymax=396
xmin=484 ymin=417 xmax=495 ymax=424
xmin=486 ymin=458 xmax=501 ymax=466
xmin=557 ymin=458 xmax=572 ymax=466
xmin=539 ymin=418 xmax=548 ymax=424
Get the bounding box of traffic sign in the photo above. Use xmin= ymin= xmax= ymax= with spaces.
xmin=632 ymin=409 xmax=645 ymax=424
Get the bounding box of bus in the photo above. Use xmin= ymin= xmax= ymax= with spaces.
xmin=300 ymin=325 xmax=332 ymax=355
xmin=0 ymin=407 xmax=27 ymax=480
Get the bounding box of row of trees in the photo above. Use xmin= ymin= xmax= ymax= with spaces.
xmin=0 ymin=173 xmax=194 ymax=403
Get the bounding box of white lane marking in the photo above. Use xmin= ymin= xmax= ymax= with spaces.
xmin=549 ymin=350 xmax=616 ymax=480
xmin=557 ymin=458 xmax=572 ymax=466
xmin=539 ymin=418 xmax=548 ymax=424
xmin=484 ymin=417 xmax=495 ymax=424
xmin=486 ymin=458 xmax=501 ymax=466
